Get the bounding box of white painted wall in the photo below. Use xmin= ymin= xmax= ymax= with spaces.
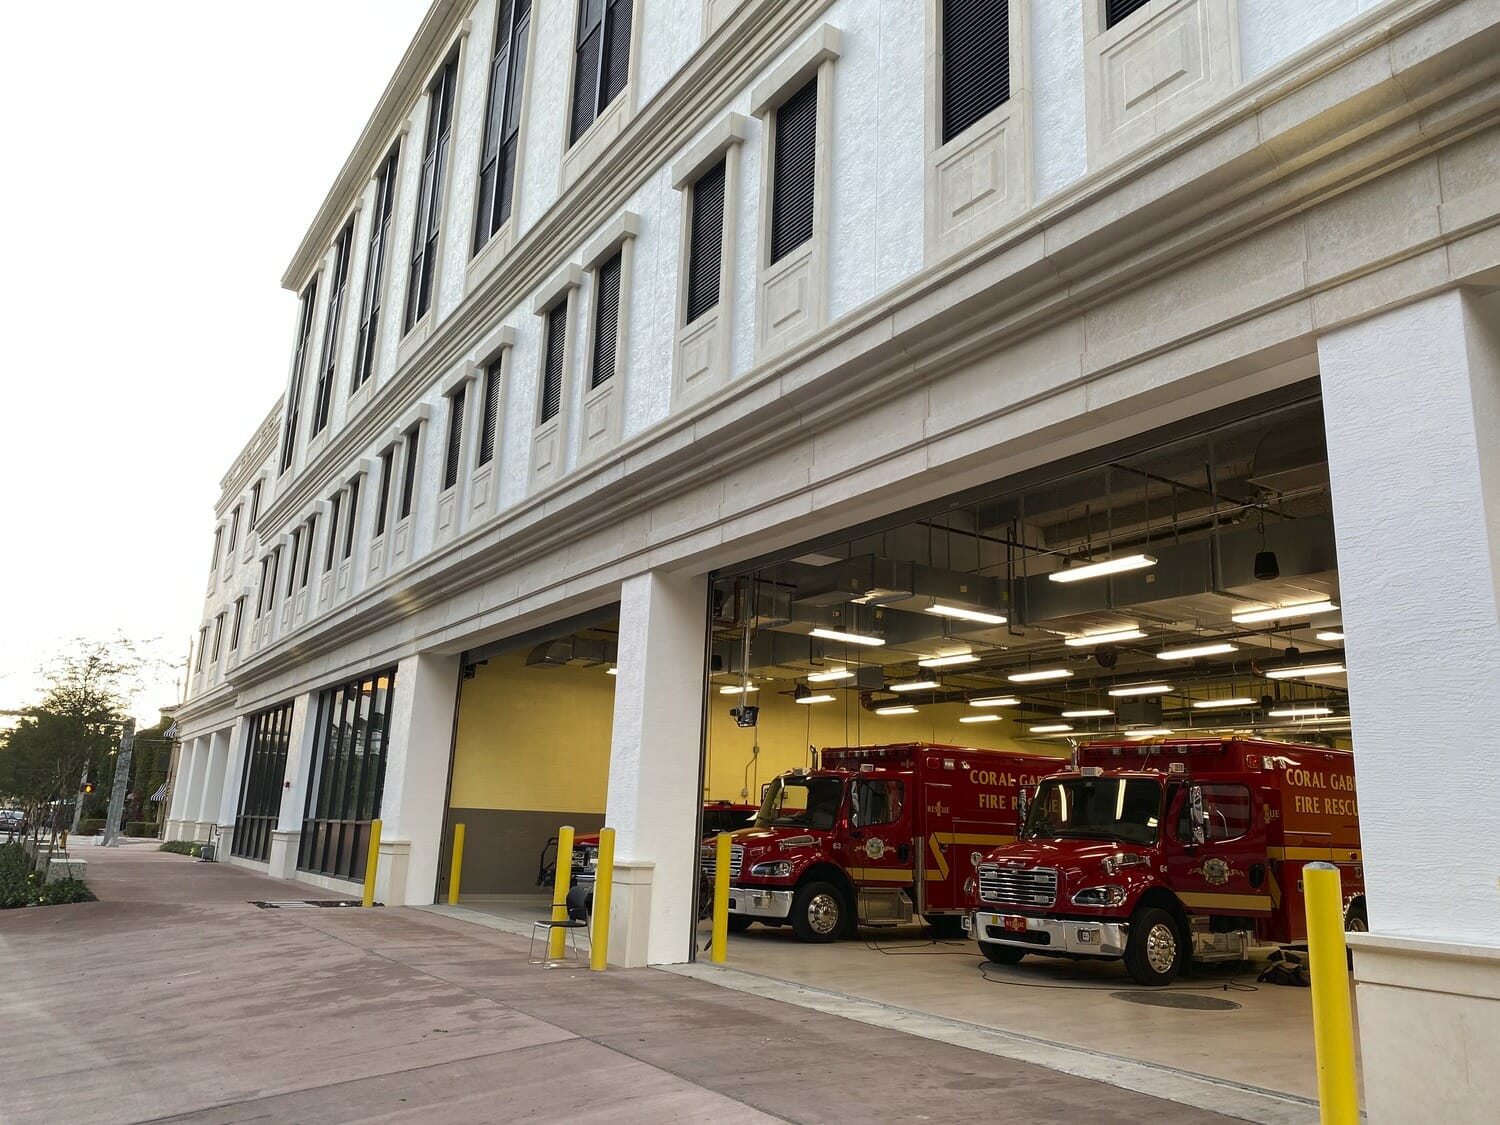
xmin=1030 ymin=0 xmax=1087 ymax=200
xmin=1238 ymin=0 xmax=1374 ymax=79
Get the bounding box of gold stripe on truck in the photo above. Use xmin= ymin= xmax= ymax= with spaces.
xmin=1179 ymin=891 xmax=1274 ymax=912
xmin=1267 ymin=847 xmax=1363 ymax=863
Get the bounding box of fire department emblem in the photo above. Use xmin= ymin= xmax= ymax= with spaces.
xmin=1190 ymin=857 xmax=1244 ymax=886
xmin=864 ymin=838 xmax=886 ymax=860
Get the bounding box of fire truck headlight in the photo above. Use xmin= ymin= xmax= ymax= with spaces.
xmin=1071 ymin=885 xmax=1128 ymax=907
xmin=750 ymin=860 xmax=792 ymax=878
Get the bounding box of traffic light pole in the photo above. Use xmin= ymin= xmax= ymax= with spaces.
xmin=100 ymin=718 xmax=135 ymax=848
xmin=68 ymin=765 xmax=88 ymax=836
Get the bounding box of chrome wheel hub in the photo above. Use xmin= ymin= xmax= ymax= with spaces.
xmin=808 ymin=893 xmax=840 ymax=935
xmin=1145 ymin=922 xmax=1177 ymax=974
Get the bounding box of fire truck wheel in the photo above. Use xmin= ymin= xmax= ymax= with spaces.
xmin=790 ymin=881 xmax=845 ymax=942
xmin=1343 ymin=899 xmax=1368 ymax=932
xmin=727 ymin=915 xmax=755 ymax=933
xmin=1124 ymin=907 xmax=1184 ymax=986
xmin=979 ymin=941 xmax=1025 ymax=965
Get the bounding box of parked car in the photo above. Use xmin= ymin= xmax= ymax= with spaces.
xmin=0 ymin=809 xmax=30 ymax=837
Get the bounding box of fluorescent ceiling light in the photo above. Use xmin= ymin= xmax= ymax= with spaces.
xmin=889 ymin=679 xmax=940 ymax=692
xmin=605 ymin=667 xmax=618 ymax=676
xmin=1107 ymin=683 xmax=1172 ymax=697
xmin=1316 ymin=631 xmax=1345 ymax=642
xmin=1157 ymin=642 xmax=1238 ymax=661
xmin=1231 ymin=600 xmax=1339 ymax=624
xmin=1126 ymin=728 xmax=1174 ymax=738
xmin=1268 ymin=705 xmax=1334 ymax=718
xmin=794 ymin=693 xmax=837 ymax=705
xmin=969 ymin=695 xmax=1020 ymax=708
xmin=1061 ymin=708 xmax=1113 ymax=719
xmin=718 ymin=684 xmax=759 ymax=695
xmin=875 ymin=705 xmax=918 ymax=715
xmin=810 ymin=627 xmax=886 ymax=647
xmin=918 ymin=653 xmax=980 ymax=668
xmin=1008 ymin=668 xmax=1074 ymax=683
xmin=1265 ymin=662 xmax=1346 ymax=680
xmin=1048 ymin=554 xmax=1157 ymax=584
xmin=1030 ymin=724 xmax=1073 ymax=734
xmin=926 ymin=603 xmax=1007 ymax=625
xmin=806 ymin=668 xmax=855 ymax=683
xmin=1192 ymin=697 xmax=1255 ymax=710
xmin=959 ymin=714 xmax=1002 ymax=724
xmin=1064 ymin=628 xmax=1146 ymax=647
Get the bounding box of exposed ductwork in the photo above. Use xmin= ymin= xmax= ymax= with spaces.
xmin=525 ymin=635 xmax=617 ymax=668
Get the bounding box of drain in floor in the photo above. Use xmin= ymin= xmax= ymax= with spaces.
xmin=1111 ymin=991 xmax=1242 ymax=1011
xmin=250 ymin=900 xmax=363 ymax=909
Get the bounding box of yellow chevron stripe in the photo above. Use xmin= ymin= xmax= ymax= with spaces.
xmin=927 ymin=836 xmax=950 ymax=881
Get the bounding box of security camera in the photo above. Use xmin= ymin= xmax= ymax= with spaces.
xmin=730 ymin=705 xmax=759 ymax=728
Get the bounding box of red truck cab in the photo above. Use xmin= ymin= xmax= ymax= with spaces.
xmin=968 ymin=737 xmax=1363 ymax=985
xmin=710 ymin=743 xmax=1063 ymax=941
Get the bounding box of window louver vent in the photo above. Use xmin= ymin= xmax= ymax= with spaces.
xmin=541 ymin=302 xmax=567 ymax=423
xmin=770 ymin=79 xmax=817 ymax=264
xmin=942 ymin=0 xmax=1010 ymax=145
xmin=591 ymin=253 xmax=621 ymax=390
xmin=1106 ymin=0 xmax=1152 ymax=28
xmin=686 ymin=160 xmax=725 ymax=324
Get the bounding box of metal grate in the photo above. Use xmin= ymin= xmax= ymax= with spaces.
xmin=1106 ymin=0 xmax=1152 ymax=29
xmin=941 ymin=0 xmax=1010 ymax=144
xmin=770 ymin=79 xmax=817 ymax=264
xmin=591 ymin=252 xmax=621 ymax=389
xmin=700 ymin=844 xmax=744 ymax=879
xmin=977 ymin=863 xmax=1058 ymax=907
xmin=541 ymin=302 xmax=567 ymax=422
xmin=685 ymin=160 xmax=725 ymax=324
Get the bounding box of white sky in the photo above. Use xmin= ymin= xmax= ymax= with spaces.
xmin=0 ymin=1 xmax=430 ymax=724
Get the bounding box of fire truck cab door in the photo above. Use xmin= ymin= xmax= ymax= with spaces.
xmin=1165 ymin=775 xmax=1272 ymax=918
xmin=849 ymin=775 xmax=913 ymax=889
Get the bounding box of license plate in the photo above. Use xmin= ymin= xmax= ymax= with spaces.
xmin=1002 ymin=915 xmax=1028 ymax=933
xmin=961 ymin=914 xmax=972 ymax=932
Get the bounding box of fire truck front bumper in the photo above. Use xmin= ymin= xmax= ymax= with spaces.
xmin=969 ymin=910 xmax=1129 ymax=957
xmin=728 ymin=886 xmax=795 ymax=920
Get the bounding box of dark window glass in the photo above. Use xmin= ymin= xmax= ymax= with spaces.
xmin=406 ymin=54 xmax=459 ymax=332
xmin=352 ymin=145 xmax=401 ymax=393
xmin=443 ymin=386 xmax=466 ymax=490
xmin=325 ymin=493 xmax=342 ymax=572
xmin=1106 ymin=0 xmax=1152 ymax=29
xmin=286 ymin=529 xmax=302 ymax=597
xmin=399 ymin=428 xmax=420 ymax=520
xmin=479 ymin=359 xmax=502 ymax=466
xmin=570 ymin=0 xmax=632 ymax=144
xmin=375 ymin=449 xmax=394 ymax=536
xmin=300 ymin=516 xmax=315 ymax=588
xmin=226 ymin=506 xmax=240 ymax=553
xmin=540 ymin=302 xmax=567 ymax=423
xmin=196 ymin=627 xmax=208 ymax=671
xmin=590 ymin=252 xmax=621 ymax=390
xmin=313 ymin=222 xmax=355 ymax=435
xmin=941 ymin=0 xmax=1010 ymax=144
xmin=248 ymin=481 xmax=262 ymax=531
xmin=230 ymin=597 xmax=245 ymax=650
xmin=256 ymin=557 xmax=270 ymax=616
xmin=770 ymin=79 xmax=817 ymax=264
xmin=475 ymin=0 xmax=532 ymax=252
xmin=211 ymin=614 xmax=224 ymax=661
xmin=211 ymin=526 xmax=223 ymax=571
xmin=685 ymin=159 xmax=726 ymax=324
xmin=280 ymin=278 xmax=320 ymax=473
xmin=343 ymin=479 xmax=360 ymax=559
xmin=233 ymin=699 xmax=296 ymax=863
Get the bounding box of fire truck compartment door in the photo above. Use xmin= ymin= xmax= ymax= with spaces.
xmin=1165 ymin=775 xmax=1273 ymax=916
xmin=848 ymin=777 xmax=913 ymax=890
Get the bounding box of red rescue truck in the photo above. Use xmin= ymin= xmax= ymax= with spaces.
xmin=709 ymin=743 xmax=1064 ymax=941
xmin=967 ymin=737 xmax=1363 ymax=985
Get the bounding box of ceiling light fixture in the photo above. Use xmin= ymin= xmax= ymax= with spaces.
xmin=605 ymin=667 xmax=618 ymax=676
xmin=794 ymin=693 xmax=837 ymax=705
xmin=1030 ymin=724 xmax=1073 ymax=734
xmin=1157 ymin=642 xmax=1238 ymax=661
xmin=1008 ymin=668 xmax=1074 ymax=683
xmin=1265 ymin=662 xmax=1346 ymax=680
xmin=1125 ymin=728 xmax=1174 ymax=738
xmin=1107 ymin=683 xmax=1173 ymax=697
xmin=1061 ymin=708 xmax=1113 ymax=719
xmin=1316 ymin=631 xmax=1345 ymax=642
xmin=959 ymin=714 xmax=1002 ymax=724
xmin=1048 ymin=554 xmax=1157 ymax=584
xmin=1268 ymin=705 xmax=1334 ymax=718
xmin=969 ymin=695 xmax=1020 ymax=708
xmin=875 ymin=705 xmax=918 ymax=716
xmin=1231 ymin=600 xmax=1339 ymax=624
xmin=917 ymin=653 xmax=980 ymax=668
xmin=1191 ymin=697 xmax=1255 ymax=710
xmin=1064 ymin=628 xmax=1146 ymax=647
xmin=925 ymin=603 xmax=1007 ymax=625
xmin=889 ymin=679 xmax=940 ymax=692
xmin=718 ymin=684 xmax=760 ymax=695
xmin=806 ymin=667 xmax=856 ymax=683
xmin=810 ymin=627 xmax=886 ymax=647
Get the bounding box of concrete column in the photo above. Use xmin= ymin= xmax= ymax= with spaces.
xmin=604 ymin=570 xmax=709 ymax=967
xmin=376 ymin=653 xmax=461 ymax=906
xmin=214 ymin=715 xmax=250 ymax=858
xmin=195 ymin=729 xmax=230 ymax=833
xmin=268 ymin=695 xmax=315 ymax=880
xmin=1318 ymin=287 xmax=1500 ymax=1123
xmin=173 ymin=739 xmax=208 ymax=842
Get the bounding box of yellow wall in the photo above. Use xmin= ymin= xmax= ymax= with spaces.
xmin=450 ymin=651 xmax=615 ymax=812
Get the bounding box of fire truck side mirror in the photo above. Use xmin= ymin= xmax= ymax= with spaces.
xmin=1188 ymin=785 xmax=1207 ymax=846
xmin=1016 ymin=786 xmax=1030 ymax=828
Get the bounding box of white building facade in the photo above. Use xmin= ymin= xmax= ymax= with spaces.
xmin=171 ymin=1 xmax=1500 ymax=1118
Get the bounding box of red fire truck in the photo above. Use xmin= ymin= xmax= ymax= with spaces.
xmin=709 ymin=743 xmax=1064 ymax=941
xmin=966 ymin=737 xmax=1364 ymax=985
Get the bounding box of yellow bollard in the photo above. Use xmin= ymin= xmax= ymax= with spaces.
xmin=1303 ymin=862 xmax=1359 ymax=1125
xmin=589 ymin=828 xmax=615 ymax=972
xmin=447 ymin=823 xmax=466 ymax=905
xmin=362 ymin=819 xmax=383 ymax=908
xmin=711 ymin=832 xmax=731 ymax=963
xmin=548 ymin=825 xmax=575 ymax=961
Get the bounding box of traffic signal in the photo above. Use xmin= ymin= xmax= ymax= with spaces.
xmin=83 ymin=783 xmax=94 ymax=794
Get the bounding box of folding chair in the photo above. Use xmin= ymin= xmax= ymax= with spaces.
xmin=529 ymin=883 xmax=591 ymax=965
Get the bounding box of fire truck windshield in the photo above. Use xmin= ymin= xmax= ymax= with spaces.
xmin=1022 ymin=776 xmax=1162 ymax=845
xmin=757 ymin=775 xmax=845 ymax=830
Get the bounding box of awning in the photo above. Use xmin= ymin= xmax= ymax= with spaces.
xmin=150 ymin=782 xmax=169 ymax=802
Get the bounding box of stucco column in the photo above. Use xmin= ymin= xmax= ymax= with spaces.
xmin=195 ymin=729 xmax=230 ymax=833
xmin=377 ymin=653 xmax=461 ymax=906
xmin=172 ymin=738 xmax=208 ymax=842
xmin=604 ymin=570 xmax=709 ymax=966
xmin=215 ymin=715 xmax=250 ymax=858
xmin=1318 ymin=287 xmax=1500 ymax=1123
xmin=268 ymin=695 xmax=315 ymax=880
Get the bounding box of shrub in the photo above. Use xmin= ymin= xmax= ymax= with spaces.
xmin=0 ymin=843 xmax=94 ymax=908
xmin=125 ymin=821 xmax=157 ymax=837
xmin=34 ymin=879 xmax=94 ymax=905
xmin=159 ymin=840 xmax=203 ymax=857
xmin=77 ymin=819 xmax=106 ymax=837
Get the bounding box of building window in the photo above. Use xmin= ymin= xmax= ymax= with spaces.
xmin=247 ymin=480 xmax=262 ymax=533
xmin=299 ymin=517 xmax=316 ymax=588
xmin=475 ymin=0 xmax=532 ymax=252
xmin=685 ymin=159 xmax=726 ymax=324
xmin=280 ymin=278 xmax=320 ymax=473
xmin=210 ymin=614 xmax=225 ymax=662
xmin=210 ymin=525 xmax=223 ymax=571
xmin=941 ymin=0 xmax=1010 ymax=144
xmin=256 ymin=556 xmax=271 ymax=617
xmin=325 ymin=492 xmax=342 ymax=573
xmin=540 ymin=302 xmax=567 ymax=424
xmin=570 ymin=0 xmax=632 ymax=145
xmin=313 ymin=221 xmax=355 ymax=436
xmin=230 ymin=597 xmax=246 ymax=650
xmin=1105 ymin=0 xmax=1151 ymax=29
xmin=343 ymin=479 xmax=360 ymax=560
xmin=196 ymin=627 xmax=208 ymax=671
xmin=286 ymin=530 xmax=302 ymax=598
xmin=352 ymin=146 xmax=401 ymax=393
xmin=478 ymin=359 xmax=501 ymax=467
xmin=589 ymin=251 xmax=622 ymax=389
xmin=298 ymin=668 xmax=397 ymax=880
xmin=442 ymin=386 xmax=466 ymax=491
xmin=769 ymin=78 xmax=817 ymax=264
xmin=232 ymin=699 xmax=295 ymax=863
xmin=375 ymin=448 xmax=394 ymax=537
xmin=399 ymin=428 xmax=420 ymax=520
xmin=226 ymin=505 xmax=241 ymax=555
xmin=405 ymin=54 xmax=459 ymax=332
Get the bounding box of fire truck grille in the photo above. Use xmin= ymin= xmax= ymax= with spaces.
xmin=977 ymin=863 xmax=1058 ymax=908
xmin=700 ymin=845 xmax=743 ymax=879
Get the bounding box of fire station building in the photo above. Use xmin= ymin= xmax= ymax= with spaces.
xmin=170 ymin=1 xmax=1500 ymax=1120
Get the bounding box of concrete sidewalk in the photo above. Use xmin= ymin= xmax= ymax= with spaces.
xmin=0 ymin=847 xmax=1253 ymax=1124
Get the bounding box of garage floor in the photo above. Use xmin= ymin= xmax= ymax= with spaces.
xmin=442 ymin=895 xmax=1361 ymax=1109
